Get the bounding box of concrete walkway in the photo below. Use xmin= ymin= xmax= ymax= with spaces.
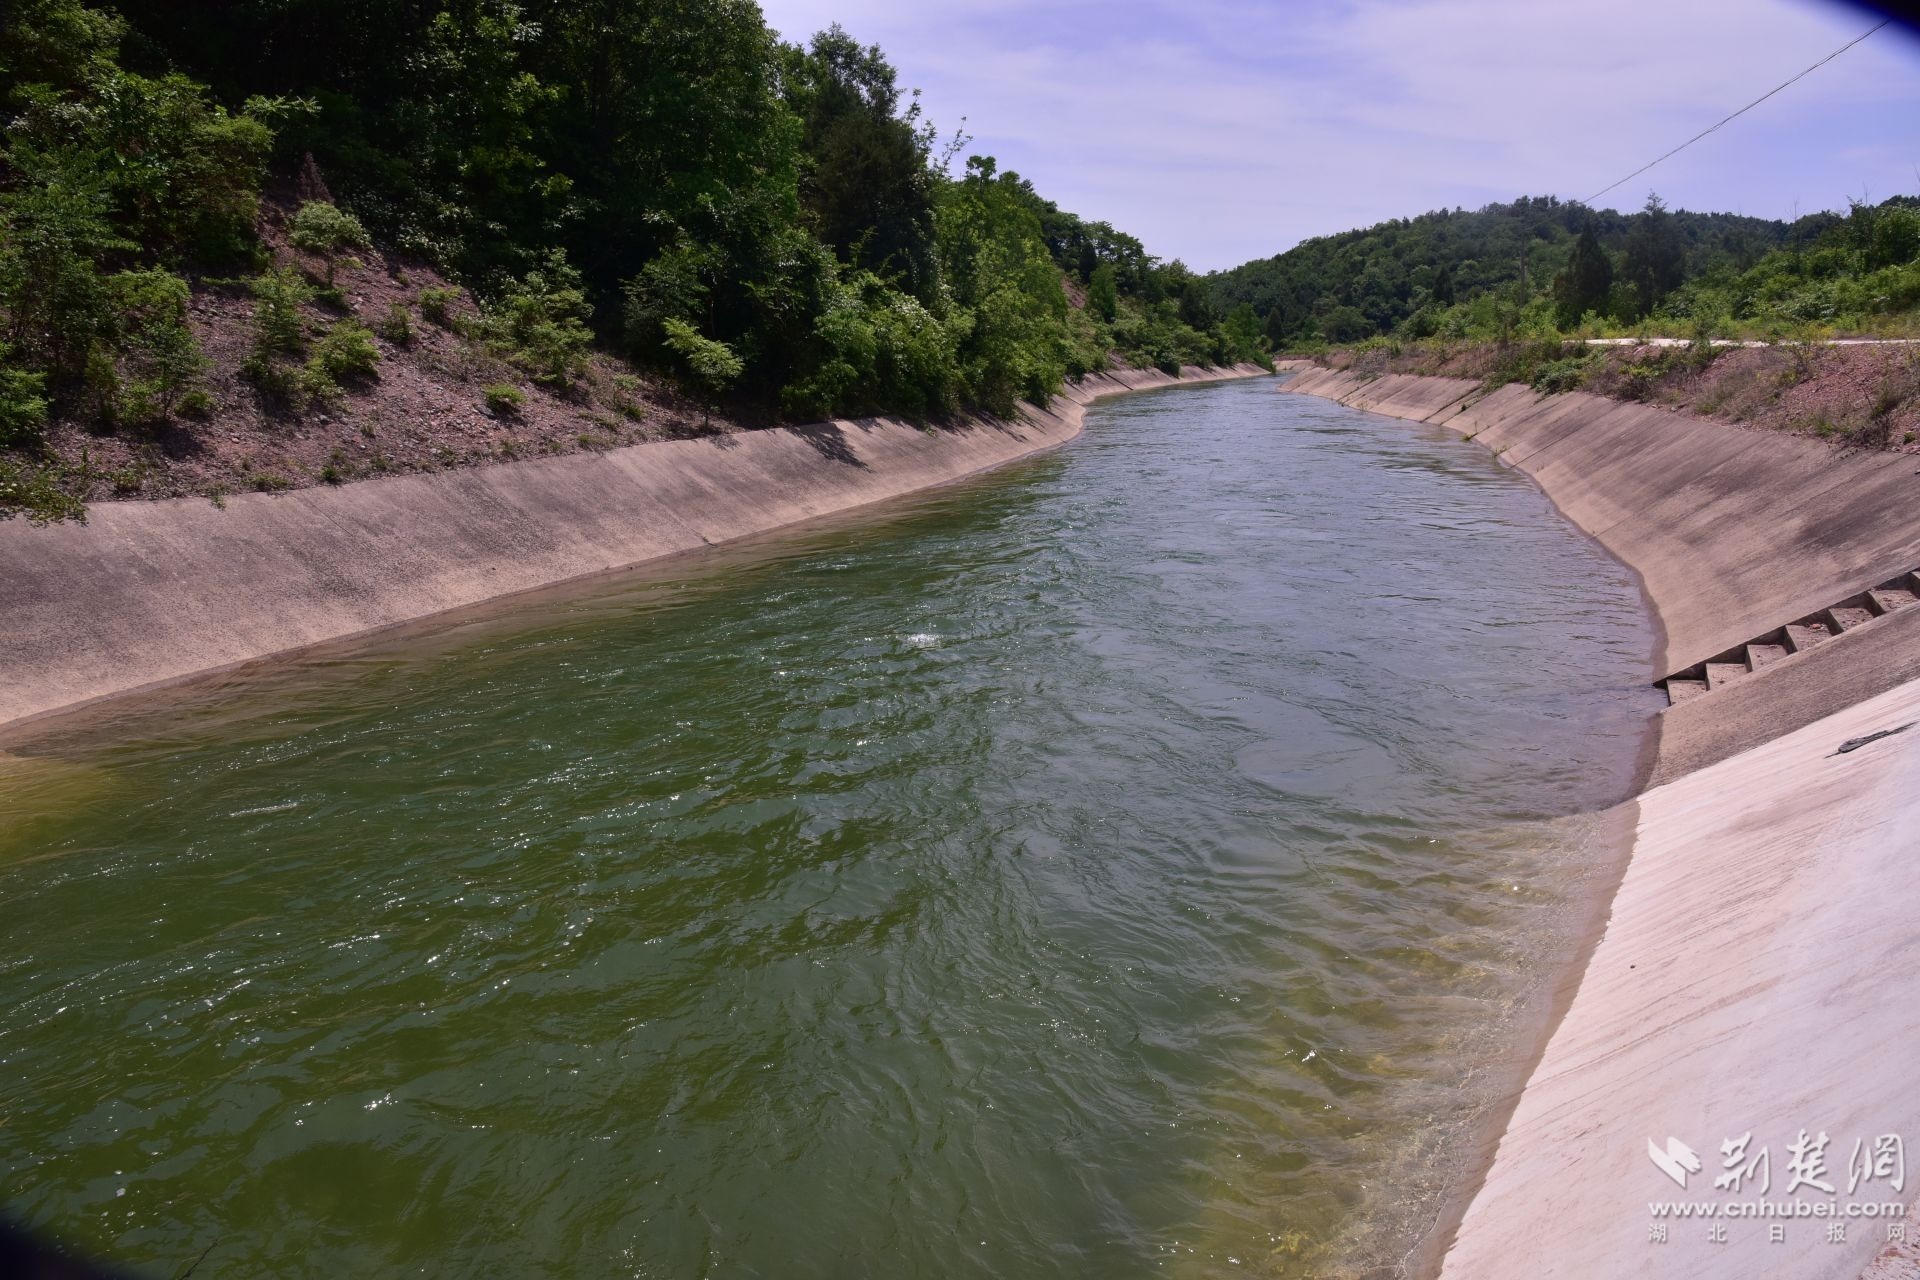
xmin=1584 ymin=337 xmax=1918 ymax=348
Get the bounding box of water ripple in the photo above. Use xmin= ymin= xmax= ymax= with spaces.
xmin=0 ymin=379 xmax=1657 ymax=1278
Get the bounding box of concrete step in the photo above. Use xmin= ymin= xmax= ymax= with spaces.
xmin=1665 ymin=678 xmax=1710 ymax=705
xmin=1785 ymin=621 xmax=1837 ymax=652
xmin=1704 ymin=662 xmax=1751 ymax=690
xmin=1869 ymin=586 xmax=1919 ymax=614
xmin=1659 ymin=563 xmax=1920 ymax=707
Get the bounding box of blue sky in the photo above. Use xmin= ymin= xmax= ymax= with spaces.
xmin=754 ymin=0 xmax=1920 ymax=271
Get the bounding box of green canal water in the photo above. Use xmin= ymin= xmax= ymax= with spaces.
xmin=0 ymin=378 xmax=1658 ymax=1277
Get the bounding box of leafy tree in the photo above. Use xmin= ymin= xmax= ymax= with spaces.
xmin=936 ymin=156 xmax=1071 ymax=414
xmin=108 ymin=268 xmax=208 ymax=425
xmin=0 ymin=148 xmax=130 ymax=393
xmin=1087 ymin=262 xmax=1118 ymax=322
xmin=781 ymin=24 xmax=936 ymax=297
xmin=1 ymin=0 xmax=122 ymax=95
xmin=0 ymin=346 xmax=51 ymax=446
xmin=1554 ymin=224 xmax=1614 ymax=327
xmin=1622 ymin=193 xmax=1686 ymax=318
xmin=1221 ymin=302 xmax=1266 ymax=364
xmin=662 ymin=316 xmax=743 ymax=422
xmin=248 ymin=267 xmax=310 ymax=356
xmin=1320 ymin=305 xmax=1372 ymax=343
xmin=623 ymin=238 xmax=718 ymax=353
xmin=1210 ymin=193 xmax=1789 ymax=342
xmin=480 ymin=249 xmax=596 ymax=386
xmin=1 ymin=0 xmax=1280 ymax=478
xmin=1175 ymin=273 xmax=1216 ymax=331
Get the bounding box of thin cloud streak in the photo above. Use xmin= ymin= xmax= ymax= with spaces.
xmin=757 ymin=0 xmax=1920 ymax=269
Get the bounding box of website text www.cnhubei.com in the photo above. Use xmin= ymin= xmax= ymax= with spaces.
xmin=1649 ymin=1199 xmax=1907 ymax=1218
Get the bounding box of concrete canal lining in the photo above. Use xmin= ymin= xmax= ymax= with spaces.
xmin=1283 ymin=367 xmax=1920 ymax=1279
xmin=0 ymin=364 xmax=1265 ymax=736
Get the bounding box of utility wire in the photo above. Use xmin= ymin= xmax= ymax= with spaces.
xmin=1583 ymin=18 xmax=1889 ymax=205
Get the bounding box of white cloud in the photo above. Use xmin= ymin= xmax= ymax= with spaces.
xmin=756 ymin=0 xmax=1920 ymax=269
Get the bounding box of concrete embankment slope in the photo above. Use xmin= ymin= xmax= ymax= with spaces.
xmin=1444 ymin=679 xmax=1920 ymax=1279
xmin=0 ymin=363 xmax=1265 ymax=733
xmin=1284 ymin=368 xmax=1920 ymax=1279
xmin=1283 ymin=367 xmax=1920 ymax=784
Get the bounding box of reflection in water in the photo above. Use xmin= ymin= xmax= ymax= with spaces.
xmin=0 ymin=380 xmax=1657 ymax=1277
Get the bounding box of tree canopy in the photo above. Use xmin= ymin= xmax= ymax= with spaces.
xmin=1209 ymin=195 xmax=1809 ymax=343
xmin=0 ymin=0 xmax=1266 ymax=465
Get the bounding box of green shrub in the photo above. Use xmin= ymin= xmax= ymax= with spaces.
xmin=375 ymin=300 xmax=413 ymax=345
xmin=250 ymin=267 xmax=310 ymax=355
xmin=1617 ymin=361 xmax=1661 ymax=400
xmin=418 ymin=286 xmax=461 ymax=326
xmin=483 ymin=382 xmax=525 ymax=412
xmin=107 ymin=269 xmax=209 ymax=427
xmin=288 ymin=201 xmax=370 ymax=286
xmin=479 ymin=250 xmax=594 ymax=385
xmin=0 ymin=456 xmax=85 ymax=524
xmin=662 ymin=317 xmax=742 ymax=402
xmin=609 ymin=372 xmax=648 ymax=420
xmin=1529 ymin=354 xmax=1595 ymax=396
xmin=0 ymin=348 xmax=51 ymax=447
xmin=309 ymin=319 xmax=380 ymax=383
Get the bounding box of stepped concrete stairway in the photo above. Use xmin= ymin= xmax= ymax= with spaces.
xmin=1661 ymin=569 xmax=1920 ymax=704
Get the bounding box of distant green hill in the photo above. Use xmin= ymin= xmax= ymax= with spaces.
xmin=1209 ymin=195 xmax=1814 ymax=343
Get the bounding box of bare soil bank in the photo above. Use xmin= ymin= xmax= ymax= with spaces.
xmin=0 ymin=364 xmax=1267 ymax=735
xmin=29 ymin=194 xmax=748 ymax=513
xmin=1319 ymin=340 xmax=1920 ymax=453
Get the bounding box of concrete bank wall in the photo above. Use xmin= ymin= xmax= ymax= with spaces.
xmin=1285 ymin=369 xmax=1920 ymax=1279
xmin=0 ymin=363 xmax=1266 ymax=732
xmin=1281 ymin=367 xmax=1920 ymax=783
xmin=1441 ymin=677 xmax=1920 ymax=1279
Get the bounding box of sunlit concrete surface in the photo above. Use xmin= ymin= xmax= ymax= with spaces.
xmin=1442 ymin=676 xmax=1920 ymax=1278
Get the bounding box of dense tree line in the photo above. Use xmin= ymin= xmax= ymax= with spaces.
xmin=1208 ymin=193 xmax=1917 ymax=345
xmin=0 ymin=0 xmax=1266 ymax=461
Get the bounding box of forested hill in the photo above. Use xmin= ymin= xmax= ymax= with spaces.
xmin=1209 ymin=196 xmax=1807 ymax=344
xmin=0 ymin=0 xmax=1269 ymax=520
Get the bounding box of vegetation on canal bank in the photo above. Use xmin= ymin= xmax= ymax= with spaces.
xmin=1312 ymin=337 xmax=1920 ymax=453
xmin=0 ymin=0 xmax=1268 ymax=522
xmin=1230 ymin=190 xmax=1920 ymax=452
xmin=7 ymin=0 xmax=1914 ymax=525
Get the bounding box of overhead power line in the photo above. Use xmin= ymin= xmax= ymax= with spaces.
xmin=1583 ymin=18 xmax=1890 ymax=205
